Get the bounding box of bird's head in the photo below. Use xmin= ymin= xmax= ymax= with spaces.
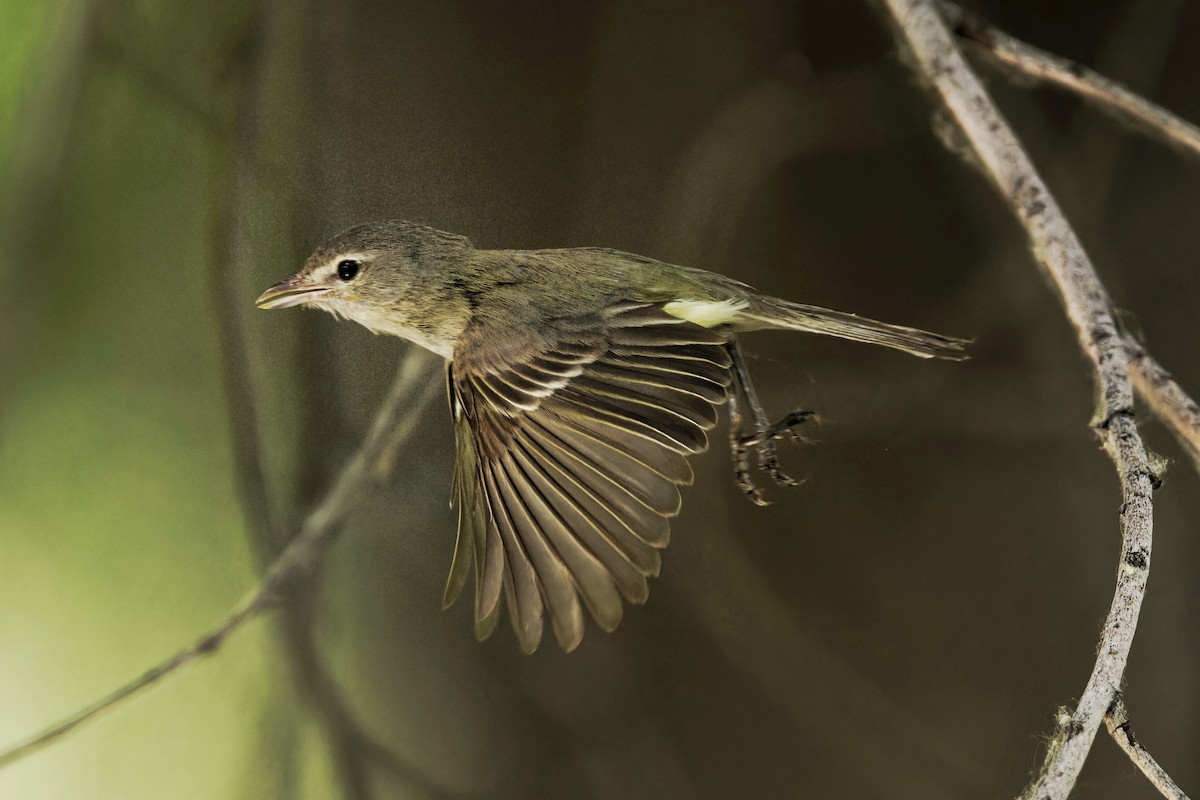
xmin=255 ymin=221 xmax=474 ymax=348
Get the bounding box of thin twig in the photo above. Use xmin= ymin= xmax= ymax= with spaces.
xmin=1125 ymin=336 xmax=1200 ymax=475
xmin=939 ymin=1 xmax=1200 ymax=160
xmin=1104 ymin=696 xmax=1192 ymax=800
xmin=877 ymin=2 xmax=1157 ymax=798
xmin=0 ymin=356 xmax=441 ymax=770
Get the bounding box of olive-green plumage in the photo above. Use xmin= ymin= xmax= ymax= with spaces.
xmin=257 ymin=220 xmax=968 ymax=653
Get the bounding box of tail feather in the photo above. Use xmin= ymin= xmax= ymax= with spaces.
xmin=738 ymin=296 xmax=970 ymax=360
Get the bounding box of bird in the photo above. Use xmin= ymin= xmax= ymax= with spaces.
xmin=256 ymin=220 xmax=968 ymax=653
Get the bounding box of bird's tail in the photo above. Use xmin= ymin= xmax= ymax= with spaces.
xmin=738 ymin=295 xmax=970 ymax=360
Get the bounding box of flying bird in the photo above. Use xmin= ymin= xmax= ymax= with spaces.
xmin=257 ymin=221 xmax=968 ymax=653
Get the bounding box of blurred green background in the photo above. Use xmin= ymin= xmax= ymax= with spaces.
xmin=2 ymin=1 xmax=1198 ymax=798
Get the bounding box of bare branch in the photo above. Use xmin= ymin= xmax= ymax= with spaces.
xmin=877 ymin=2 xmax=1157 ymax=798
xmin=1125 ymin=336 xmax=1200 ymax=475
xmin=939 ymin=1 xmax=1200 ymax=160
xmin=0 ymin=354 xmax=441 ymax=771
xmin=1104 ymin=696 xmax=1192 ymax=800
xmin=938 ymin=0 xmax=1200 ymax=703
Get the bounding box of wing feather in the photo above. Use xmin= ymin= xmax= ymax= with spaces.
xmin=599 ymin=351 xmax=730 ymax=388
xmin=482 ymin=462 xmax=545 ymax=653
xmin=506 ymin=442 xmax=626 ymax=629
xmin=443 ymin=303 xmax=732 ymax=651
xmin=523 ymin=415 xmax=683 ymax=517
xmin=556 ymin=385 xmax=710 ymax=452
xmin=610 ymin=343 xmax=732 ymax=369
xmin=570 ymin=374 xmax=718 ymax=429
xmin=609 ymin=325 xmax=727 ymax=348
xmin=546 ymin=391 xmax=705 ymax=454
xmin=540 ymin=406 xmax=693 ymax=484
xmin=490 ymin=457 xmax=585 ymax=651
xmin=472 ymin=373 xmax=538 ymax=412
xmin=445 ymin=366 xmax=505 ymax=628
xmin=587 ymin=362 xmax=727 ymax=404
xmin=515 ymin=427 xmax=661 ymax=588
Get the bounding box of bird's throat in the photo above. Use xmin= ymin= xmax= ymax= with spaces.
xmin=317 ymin=297 xmax=461 ymax=358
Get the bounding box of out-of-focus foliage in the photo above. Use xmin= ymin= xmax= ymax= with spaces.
xmin=0 ymin=2 xmax=325 ymax=799
xmin=2 ymin=1 xmax=1199 ymax=798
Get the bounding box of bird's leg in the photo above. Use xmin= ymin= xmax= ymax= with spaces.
xmin=725 ymin=372 xmax=764 ymax=505
xmin=726 ymin=340 xmax=815 ymax=505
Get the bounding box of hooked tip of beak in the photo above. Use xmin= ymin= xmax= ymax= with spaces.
xmin=255 ymin=275 xmax=331 ymax=309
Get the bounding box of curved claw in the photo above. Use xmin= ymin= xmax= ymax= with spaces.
xmin=731 ymin=408 xmax=815 ymax=504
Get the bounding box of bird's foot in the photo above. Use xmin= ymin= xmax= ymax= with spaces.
xmin=732 ymin=410 xmax=816 ymax=506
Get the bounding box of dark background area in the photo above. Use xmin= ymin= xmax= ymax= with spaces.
xmin=2 ymin=1 xmax=1197 ymax=798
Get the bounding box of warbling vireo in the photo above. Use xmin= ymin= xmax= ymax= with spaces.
xmin=257 ymin=220 xmax=968 ymax=653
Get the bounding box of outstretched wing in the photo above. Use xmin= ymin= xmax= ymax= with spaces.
xmin=443 ymin=302 xmax=732 ymax=653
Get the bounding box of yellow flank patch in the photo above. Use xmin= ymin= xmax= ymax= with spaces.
xmin=662 ymin=298 xmax=749 ymax=328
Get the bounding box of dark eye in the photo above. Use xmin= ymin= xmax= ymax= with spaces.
xmin=336 ymin=259 xmax=360 ymax=281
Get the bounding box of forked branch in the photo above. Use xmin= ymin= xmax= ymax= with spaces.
xmin=877 ymin=1 xmax=1158 ymax=797
xmin=1125 ymin=335 xmax=1200 ymax=475
xmin=940 ymin=0 xmax=1200 ymax=160
xmin=1104 ymin=696 xmax=1191 ymax=800
xmin=937 ymin=0 xmax=1200 ymax=479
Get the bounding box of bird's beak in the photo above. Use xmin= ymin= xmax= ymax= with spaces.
xmin=255 ymin=274 xmax=331 ymax=309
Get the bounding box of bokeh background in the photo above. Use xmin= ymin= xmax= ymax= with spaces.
xmin=2 ymin=1 xmax=1198 ymax=798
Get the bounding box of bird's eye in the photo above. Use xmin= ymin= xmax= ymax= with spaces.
xmin=336 ymin=259 xmax=360 ymax=281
